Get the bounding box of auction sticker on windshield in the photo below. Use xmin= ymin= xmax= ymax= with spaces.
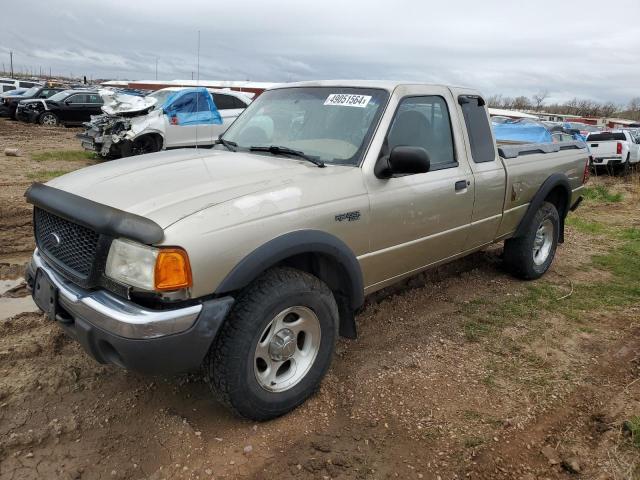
xmin=324 ymin=94 xmax=372 ymax=108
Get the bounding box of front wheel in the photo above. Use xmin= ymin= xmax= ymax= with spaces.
xmin=503 ymin=201 xmax=560 ymax=280
xmin=39 ymin=112 xmax=59 ymax=126
xmin=130 ymin=135 xmax=161 ymax=156
xmin=204 ymin=267 xmax=339 ymax=421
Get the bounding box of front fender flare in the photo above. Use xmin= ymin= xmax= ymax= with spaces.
xmin=214 ymin=230 xmax=365 ymax=312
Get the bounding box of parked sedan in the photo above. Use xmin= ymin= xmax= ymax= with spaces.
xmin=18 ymin=90 xmax=103 ymax=126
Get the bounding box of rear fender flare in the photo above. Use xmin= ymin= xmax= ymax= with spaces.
xmin=513 ymin=173 xmax=571 ymax=243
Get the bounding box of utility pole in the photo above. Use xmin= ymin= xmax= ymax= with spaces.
xmin=10 ymin=51 xmax=13 ymax=78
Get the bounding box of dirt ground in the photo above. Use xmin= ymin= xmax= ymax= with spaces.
xmin=0 ymin=118 xmax=638 ymax=480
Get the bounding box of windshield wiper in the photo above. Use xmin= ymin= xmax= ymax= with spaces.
xmin=249 ymin=145 xmax=325 ymax=168
xmin=214 ymin=137 xmax=237 ymax=151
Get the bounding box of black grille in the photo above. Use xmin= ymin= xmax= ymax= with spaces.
xmin=34 ymin=208 xmax=99 ymax=277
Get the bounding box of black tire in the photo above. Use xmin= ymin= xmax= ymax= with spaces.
xmin=130 ymin=135 xmax=161 ymax=156
xmin=621 ymin=155 xmax=631 ymax=176
xmin=39 ymin=112 xmax=59 ymax=126
xmin=503 ymin=201 xmax=560 ymax=280
xmin=204 ymin=267 xmax=339 ymax=421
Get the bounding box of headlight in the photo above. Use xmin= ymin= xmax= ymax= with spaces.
xmin=105 ymin=239 xmax=192 ymax=291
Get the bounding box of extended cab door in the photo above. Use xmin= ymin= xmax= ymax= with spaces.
xmin=361 ymin=86 xmax=475 ymax=290
xmin=450 ymin=88 xmax=507 ymax=250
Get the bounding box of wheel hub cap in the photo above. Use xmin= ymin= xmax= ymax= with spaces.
xmin=269 ymin=328 xmax=297 ymax=361
xmin=533 ymin=219 xmax=554 ymax=266
xmin=253 ymin=306 xmax=322 ymax=392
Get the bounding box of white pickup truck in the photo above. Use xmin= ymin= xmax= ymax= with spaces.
xmin=587 ymin=130 xmax=640 ymax=173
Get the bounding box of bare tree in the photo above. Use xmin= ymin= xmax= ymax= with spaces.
xmin=531 ymin=90 xmax=549 ymax=111
xmin=600 ymin=102 xmax=618 ymax=118
xmin=486 ymin=94 xmax=503 ymax=108
xmin=513 ymin=96 xmax=532 ymax=110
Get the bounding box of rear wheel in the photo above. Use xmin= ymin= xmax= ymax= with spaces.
xmin=204 ymin=267 xmax=338 ymax=421
xmin=621 ymin=155 xmax=631 ymax=176
xmin=503 ymin=201 xmax=560 ymax=280
xmin=39 ymin=112 xmax=59 ymax=126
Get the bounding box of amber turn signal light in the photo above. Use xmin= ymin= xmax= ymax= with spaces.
xmin=154 ymin=248 xmax=193 ymax=291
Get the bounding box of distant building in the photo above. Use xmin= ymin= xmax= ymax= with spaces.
xmin=605 ymin=118 xmax=638 ymax=129
xmin=100 ymin=79 xmax=277 ymax=98
xmin=488 ymin=108 xmax=539 ymax=120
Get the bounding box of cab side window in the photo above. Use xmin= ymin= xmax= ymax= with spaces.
xmin=386 ymin=96 xmax=456 ymax=170
xmin=66 ymin=94 xmax=88 ymax=104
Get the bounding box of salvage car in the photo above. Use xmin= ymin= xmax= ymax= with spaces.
xmin=18 ymin=89 xmax=103 ymax=126
xmin=77 ymin=87 xmax=251 ymax=158
xmin=25 ymin=81 xmax=589 ymax=420
xmin=3 ymin=85 xmax=63 ymax=119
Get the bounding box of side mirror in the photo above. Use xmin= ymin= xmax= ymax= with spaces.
xmin=375 ymin=146 xmax=431 ymax=178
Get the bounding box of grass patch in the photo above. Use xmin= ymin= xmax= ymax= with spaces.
xmin=619 ymin=227 xmax=640 ymax=241
xmin=31 ymin=150 xmax=95 ymax=162
xmin=623 ymin=416 xmax=640 ymax=448
xmin=27 ymin=170 xmax=73 ymax=181
xmin=583 ymin=184 xmax=623 ymax=203
xmin=463 ymin=227 xmax=640 ymax=340
xmin=565 ymin=216 xmax=608 ymax=235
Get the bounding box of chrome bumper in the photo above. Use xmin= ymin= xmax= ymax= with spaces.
xmin=30 ymin=250 xmax=202 ymax=339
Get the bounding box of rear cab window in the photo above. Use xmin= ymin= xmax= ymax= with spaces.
xmin=587 ymin=132 xmax=627 ymax=142
xmin=458 ymin=95 xmax=496 ymax=163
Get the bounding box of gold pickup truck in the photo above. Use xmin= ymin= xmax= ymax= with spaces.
xmin=25 ymin=81 xmax=589 ymax=420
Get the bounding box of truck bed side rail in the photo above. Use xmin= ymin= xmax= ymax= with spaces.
xmin=498 ymin=141 xmax=587 ymax=159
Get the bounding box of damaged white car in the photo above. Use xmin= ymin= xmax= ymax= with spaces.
xmin=77 ymin=87 xmax=251 ymax=158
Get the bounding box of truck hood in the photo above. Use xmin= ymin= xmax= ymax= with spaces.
xmin=46 ymin=149 xmax=352 ymax=229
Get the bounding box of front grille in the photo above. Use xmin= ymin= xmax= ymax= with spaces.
xmin=34 ymin=208 xmax=99 ymax=278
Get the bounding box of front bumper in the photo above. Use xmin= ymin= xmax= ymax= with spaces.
xmin=15 ymin=109 xmax=30 ymax=122
xmin=19 ymin=109 xmax=41 ymax=123
xmin=27 ymin=251 xmax=234 ymax=374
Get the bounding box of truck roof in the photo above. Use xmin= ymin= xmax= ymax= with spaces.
xmin=271 ymin=79 xmax=474 ymax=93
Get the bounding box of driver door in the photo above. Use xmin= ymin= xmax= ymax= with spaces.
xmin=361 ymin=87 xmax=475 ymax=289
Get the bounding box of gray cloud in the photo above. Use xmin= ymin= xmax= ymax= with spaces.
xmin=2 ymin=0 xmax=639 ymax=104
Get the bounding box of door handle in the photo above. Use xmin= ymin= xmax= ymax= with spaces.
xmin=455 ymin=180 xmax=470 ymax=191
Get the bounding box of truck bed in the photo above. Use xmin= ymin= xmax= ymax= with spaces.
xmin=495 ymin=140 xmax=588 ymax=238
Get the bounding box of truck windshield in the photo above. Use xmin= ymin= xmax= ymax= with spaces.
xmin=220 ymin=87 xmax=389 ymax=165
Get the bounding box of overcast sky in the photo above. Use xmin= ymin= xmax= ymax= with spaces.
xmin=2 ymin=0 xmax=639 ymax=105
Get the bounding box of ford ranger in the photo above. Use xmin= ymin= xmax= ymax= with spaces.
xmin=25 ymin=81 xmax=589 ymax=420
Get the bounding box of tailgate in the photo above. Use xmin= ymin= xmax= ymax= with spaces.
xmin=588 ymin=140 xmax=618 ymax=157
